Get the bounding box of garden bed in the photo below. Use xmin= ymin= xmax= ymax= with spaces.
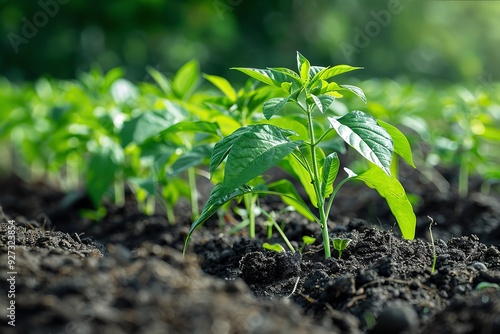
xmin=0 ymin=173 xmax=499 ymax=334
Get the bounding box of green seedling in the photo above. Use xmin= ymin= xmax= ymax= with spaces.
xmin=428 ymin=216 xmax=438 ymax=274
xmin=184 ymin=51 xmax=417 ymax=258
xmin=299 ymin=235 xmax=316 ymax=253
xmin=331 ymin=237 xmax=352 ymax=259
xmin=204 ymin=74 xmax=283 ymax=238
xmin=260 ymin=209 xmax=296 ymax=252
xmin=263 ymin=242 xmax=286 ymax=253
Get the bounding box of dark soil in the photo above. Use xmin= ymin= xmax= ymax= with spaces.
xmin=1 ymin=172 xmax=499 ymax=334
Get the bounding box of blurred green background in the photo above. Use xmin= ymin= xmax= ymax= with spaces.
xmin=2 ymin=0 xmax=499 ymax=83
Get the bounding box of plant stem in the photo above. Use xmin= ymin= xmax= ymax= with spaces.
xmin=114 ymin=177 xmax=125 ymax=208
xmin=428 ymin=216 xmax=437 ymax=274
xmin=188 ymin=167 xmax=199 ymax=219
xmin=244 ymin=193 xmax=256 ymax=238
xmin=458 ymin=151 xmax=469 ymax=198
xmin=326 ymin=177 xmax=352 ymax=216
xmin=261 ymin=210 xmax=295 ymax=252
xmin=166 ymin=204 xmax=176 ymax=224
xmin=306 ymin=106 xmax=331 ymax=258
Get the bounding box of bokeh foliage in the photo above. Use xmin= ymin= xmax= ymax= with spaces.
xmin=1 ymin=0 xmax=500 ymax=82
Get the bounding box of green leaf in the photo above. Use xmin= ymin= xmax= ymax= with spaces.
xmin=377 ymin=119 xmax=416 ymax=168
xmin=169 ymin=145 xmax=213 ymax=176
xmin=172 ymin=60 xmax=200 ymax=99
xmin=267 ymin=179 xmax=317 ymax=221
xmin=184 ymin=184 xmax=255 ymax=254
xmin=263 ymin=243 xmax=285 ymax=252
xmin=120 ymin=111 xmax=173 ymax=147
xmin=86 ymin=138 xmax=124 ymax=206
xmin=221 ymin=124 xmax=301 ymax=193
xmin=297 ymin=51 xmax=311 ymax=83
xmin=103 ymin=67 xmax=125 ymax=91
xmin=340 ymin=84 xmax=367 ymax=103
xmin=263 ymin=96 xmax=290 ymax=120
xmin=203 ymin=74 xmax=237 ymax=101
xmin=355 ymin=166 xmax=416 ymax=240
xmin=209 ymin=127 xmax=253 ymax=175
xmin=231 ymin=67 xmax=295 ymax=90
xmin=331 ymin=237 xmax=352 ymax=258
xmin=267 ymin=67 xmax=301 ymax=82
xmin=309 ymin=66 xmax=325 ymax=79
xmin=146 ymin=66 xmax=172 ymax=95
xmin=213 ymin=114 xmax=241 ymax=136
xmin=302 ymin=236 xmax=316 ymax=245
xmin=246 ymin=86 xmax=281 ymax=112
xmin=321 ymin=152 xmax=340 ymax=198
xmin=331 ymin=238 xmax=352 ymax=251
xmin=319 ymin=65 xmax=363 ymax=80
xmin=128 ymin=177 xmax=156 ymax=196
xmin=328 ymin=110 xmax=393 ymax=176
xmin=311 ymin=94 xmax=335 ymax=113
xmin=160 ymin=121 xmax=219 ymax=137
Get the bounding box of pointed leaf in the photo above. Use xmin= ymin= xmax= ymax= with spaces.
xmin=267 ymin=67 xmax=301 ymax=82
xmin=263 ymin=96 xmax=290 ymax=120
xmin=221 ymin=124 xmax=301 ymax=192
xmin=183 ymin=184 xmax=255 ymax=254
xmin=210 ymin=127 xmax=253 ymax=174
xmin=203 ymin=74 xmax=237 ymax=101
xmin=355 ymin=166 xmax=416 ymax=240
xmin=340 ymin=84 xmax=367 ymax=103
xmin=146 ymin=66 xmax=172 ymax=95
xmin=331 ymin=238 xmax=352 ymax=251
xmin=169 ymin=145 xmax=213 ymax=176
xmin=377 ymin=120 xmax=415 ymax=168
xmin=321 ymin=152 xmax=340 ymax=198
xmin=120 ymin=111 xmax=173 ymax=147
xmin=246 ymin=86 xmax=280 ymax=111
xmin=297 ymin=52 xmax=311 ymax=83
xmin=86 ymin=139 xmax=124 ymax=206
xmin=160 ymin=121 xmax=219 ymax=137
xmin=328 ymin=110 xmax=393 ymax=175
xmin=263 ymin=243 xmax=285 ymax=252
xmin=309 ymin=66 xmax=326 ymax=80
xmin=172 ymin=60 xmax=200 ymax=99
xmin=319 ymin=80 xmax=343 ymax=94
xmin=311 ymin=94 xmax=335 ymax=113
xmin=231 ymin=67 xmax=296 ymax=89
xmin=320 ymin=65 xmax=363 ymax=80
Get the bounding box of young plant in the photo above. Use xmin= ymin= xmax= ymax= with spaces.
xmin=179 ymin=51 xmax=416 ymax=258
xmin=331 ymin=237 xmax=352 ymax=259
xmin=263 ymin=242 xmax=286 ymax=253
xmin=428 ymin=216 xmax=437 ymax=274
xmin=261 ymin=209 xmax=296 ymax=252
xmin=299 ymin=236 xmax=316 ymax=253
xmin=203 ymin=75 xmax=285 ymax=237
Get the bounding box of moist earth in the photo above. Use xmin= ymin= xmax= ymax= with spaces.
xmin=0 ymin=174 xmax=499 ymax=334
